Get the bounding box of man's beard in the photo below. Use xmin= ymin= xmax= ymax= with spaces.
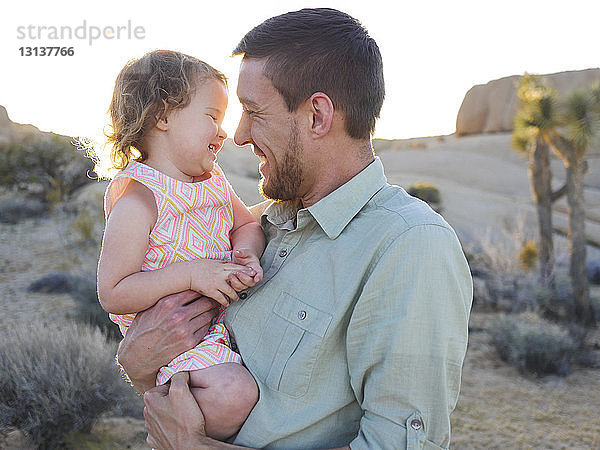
xmin=259 ymin=121 xmax=304 ymax=201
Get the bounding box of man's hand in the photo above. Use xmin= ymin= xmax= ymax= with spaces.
xmin=144 ymin=372 xmax=206 ymax=449
xmin=144 ymin=372 xmax=244 ymax=449
xmin=117 ymin=291 xmax=219 ymax=392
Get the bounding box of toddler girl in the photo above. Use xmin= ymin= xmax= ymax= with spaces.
xmin=97 ymin=49 xmax=263 ymax=441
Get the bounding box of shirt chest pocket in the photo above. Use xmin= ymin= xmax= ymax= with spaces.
xmin=248 ymin=292 xmax=332 ymax=398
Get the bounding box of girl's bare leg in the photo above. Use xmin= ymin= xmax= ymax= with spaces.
xmin=188 ymin=363 xmax=258 ymax=441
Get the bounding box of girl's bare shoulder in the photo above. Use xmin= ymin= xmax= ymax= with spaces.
xmin=110 ymin=180 xmax=157 ymax=227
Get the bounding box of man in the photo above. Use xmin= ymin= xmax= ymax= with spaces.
xmin=119 ymin=8 xmax=472 ymax=449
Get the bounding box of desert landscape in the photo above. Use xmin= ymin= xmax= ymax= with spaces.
xmin=1 ymin=68 xmax=600 ymax=448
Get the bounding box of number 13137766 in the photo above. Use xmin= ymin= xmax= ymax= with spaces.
xmin=19 ymin=47 xmax=75 ymax=56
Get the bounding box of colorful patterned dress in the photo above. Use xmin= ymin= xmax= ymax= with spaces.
xmin=104 ymin=161 xmax=242 ymax=385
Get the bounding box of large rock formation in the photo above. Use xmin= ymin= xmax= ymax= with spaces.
xmin=0 ymin=105 xmax=16 ymax=142
xmin=0 ymin=105 xmax=50 ymax=145
xmin=456 ymin=68 xmax=600 ymax=135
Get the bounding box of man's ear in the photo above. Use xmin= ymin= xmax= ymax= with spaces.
xmin=308 ymin=92 xmax=334 ymax=137
xmin=155 ymin=100 xmax=169 ymax=131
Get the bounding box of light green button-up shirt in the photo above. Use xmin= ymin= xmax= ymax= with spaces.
xmin=225 ymin=158 xmax=472 ymax=449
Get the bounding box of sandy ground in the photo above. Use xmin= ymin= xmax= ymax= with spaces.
xmin=0 ymin=215 xmax=80 ymax=332
xmin=453 ymin=313 xmax=600 ymax=449
xmin=1 ymin=132 xmax=599 ymax=448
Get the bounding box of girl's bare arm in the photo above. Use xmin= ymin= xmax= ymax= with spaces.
xmin=228 ymin=186 xmax=265 ymax=287
xmin=98 ymin=181 xmax=250 ymax=314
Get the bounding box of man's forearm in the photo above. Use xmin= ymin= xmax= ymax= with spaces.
xmin=117 ymin=336 xmax=159 ymax=393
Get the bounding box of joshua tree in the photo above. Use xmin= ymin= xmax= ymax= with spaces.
xmin=512 ymin=75 xmax=566 ymax=290
xmin=514 ymin=75 xmax=599 ymax=327
xmin=546 ymin=83 xmax=599 ymax=327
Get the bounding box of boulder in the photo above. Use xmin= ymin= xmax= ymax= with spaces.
xmin=456 ymin=68 xmax=600 ymax=135
xmin=0 ymin=105 xmax=16 ymax=144
xmin=0 ymin=105 xmax=10 ymax=126
xmin=0 ymin=104 xmax=55 ymax=145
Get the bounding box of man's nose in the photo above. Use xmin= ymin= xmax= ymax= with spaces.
xmin=234 ymin=114 xmax=251 ymax=146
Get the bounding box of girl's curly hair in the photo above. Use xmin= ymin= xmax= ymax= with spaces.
xmin=106 ymin=50 xmax=226 ymax=169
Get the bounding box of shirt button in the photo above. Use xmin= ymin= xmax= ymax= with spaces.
xmin=298 ymin=310 xmax=307 ymax=320
xmin=279 ymin=249 xmax=288 ymax=257
xmin=410 ymin=419 xmax=423 ymax=431
xmin=239 ymin=292 xmax=248 ymax=300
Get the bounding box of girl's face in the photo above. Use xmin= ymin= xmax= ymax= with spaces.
xmin=153 ymin=78 xmax=228 ymax=181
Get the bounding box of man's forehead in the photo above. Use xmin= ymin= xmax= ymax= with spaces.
xmin=238 ymin=57 xmax=267 ymax=78
xmin=236 ymin=58 xmax=271 ymax=102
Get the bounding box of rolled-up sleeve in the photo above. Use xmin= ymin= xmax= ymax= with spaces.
xmin=347 ymin=224 xmax=472 ymax=449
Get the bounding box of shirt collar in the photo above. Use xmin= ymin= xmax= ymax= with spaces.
xmin=262 ymin=157 xmax=387 ymax=239
xmin=262 ymin=199 xmax=301 ymax=231
xmin=307 ymin=157 xmax=387 ymax=239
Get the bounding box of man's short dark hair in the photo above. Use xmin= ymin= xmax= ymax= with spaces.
xmin=233 ymin=8 xmax=385 ymax=140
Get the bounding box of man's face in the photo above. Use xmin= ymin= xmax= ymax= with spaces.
xmin=234 ymin=58 xmax=305 ymax=201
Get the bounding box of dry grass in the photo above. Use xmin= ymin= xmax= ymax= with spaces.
xmin=451 ymin=312 xmax=600 ymax=449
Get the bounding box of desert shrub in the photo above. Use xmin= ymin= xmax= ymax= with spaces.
xmin=28 ymin=272 xmax=121 ymax=340
xmin=0 ymin=320 xmax=139 ymax=448
xmin=72 ymin=289 xmax=122 ymax=342
xmin=591 ymin=295 xmax=600 ymax=322
xmin=533 ymin=274 xmax=578 ymax=322
xmin=519 ymin=240 xmax=538 ymax=270
xmin=466 ymin=216 xmax=554 ymax=313
xmin=0 ymin=136 xmax=93 ymax=204
xmin=488 ymin=313 xmax=578 ymax=377
xmin=67 ymin=189 xmax=105 ymax=247
xmin=587 ymin=259 xmax=600 ymax=284
xmin=406 ymin=181 xmax=441 ymax=205
xmin=70 ymin=208 xmax=101 ymax=244
xmin=28 ymin=271 xmax=85 ymax=294
xmin=0 ymin=194 xmax=47 ymax=223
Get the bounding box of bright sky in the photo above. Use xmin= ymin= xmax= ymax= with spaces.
xmin=1 ymin=0 xmax=598 ymax=143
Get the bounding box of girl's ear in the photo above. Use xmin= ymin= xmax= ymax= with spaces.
xmin=155 ymin=116 xmax=168 ymax=131
xmin=308 ymin=92 xmax=334 ymax=138
xmin=156 ymin=116 xmax=169 ymax=131
xmin=154 ymin=100 xmax=169 ymax=131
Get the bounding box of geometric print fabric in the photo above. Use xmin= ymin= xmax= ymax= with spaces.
xmin=105 ymin=160 xmax=235 ymax=269
xmin=103 ymin=161 xmax=242 ymax=385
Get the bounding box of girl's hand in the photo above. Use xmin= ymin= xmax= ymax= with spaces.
xmin=228 ymin=249 xmax=264 ymax=291
xmin=188 ymin=259 xmax=255 ymax=307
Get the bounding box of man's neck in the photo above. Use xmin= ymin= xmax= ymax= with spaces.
xmin=300 ymin=146 xmax=374 ymax=208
